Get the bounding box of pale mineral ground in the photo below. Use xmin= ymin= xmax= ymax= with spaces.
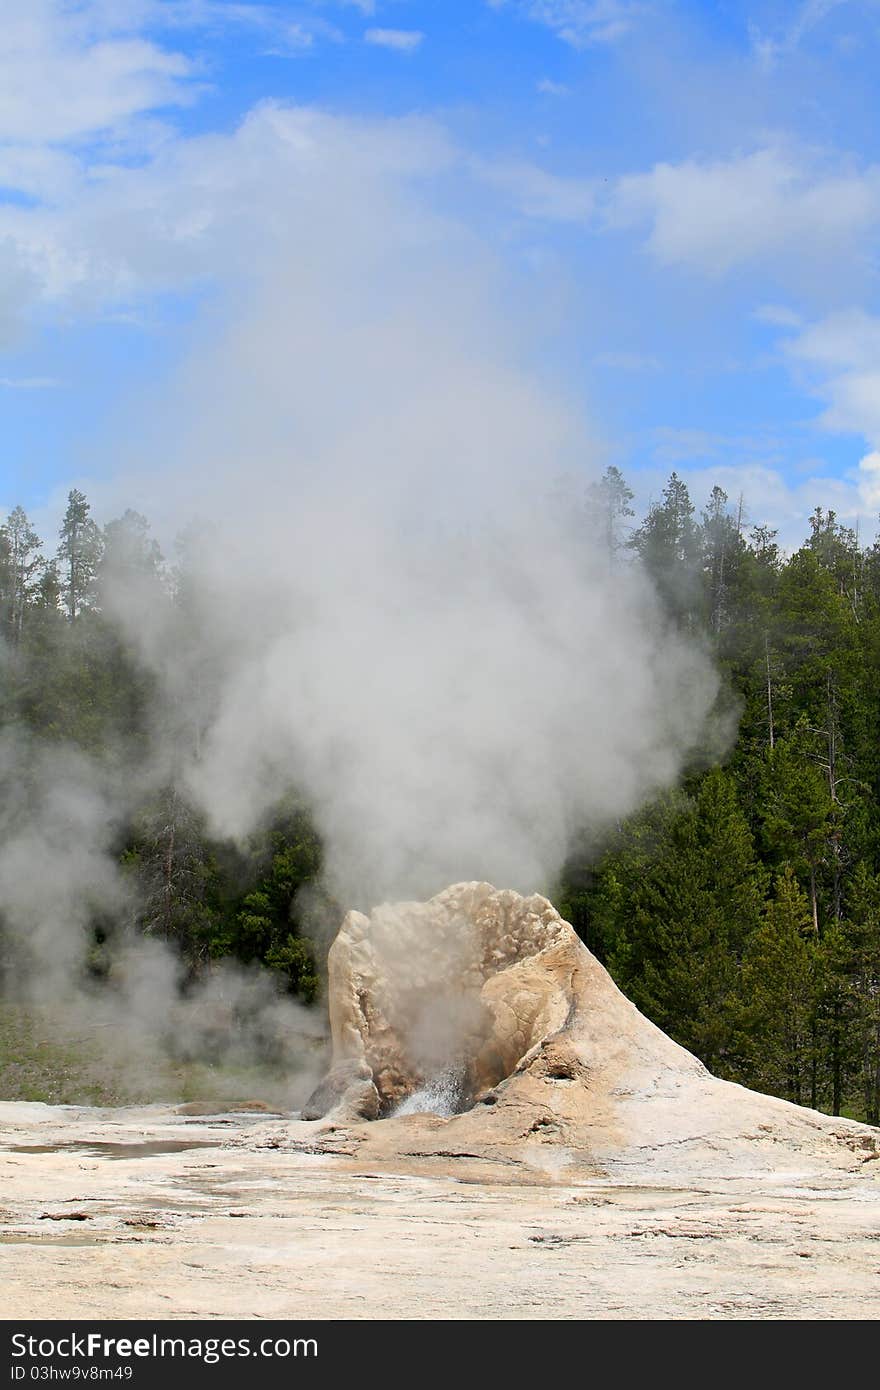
xmin=2 ymin=1101 xmax=879 ymax=1320
xmin=2 ymin=884 xmax=879 ymax=1321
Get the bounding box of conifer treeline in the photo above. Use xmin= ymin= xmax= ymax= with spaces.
xmin=1 ymin=477 xmax=879 ymax=1122
xmin=561 ymin=468 xmax=880 ymax=1123
xmin=0 ymin=491 xmax=322 ymax=1005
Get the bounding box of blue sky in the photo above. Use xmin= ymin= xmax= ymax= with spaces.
xmin=2 ymin=0 xmax=880 ymax=549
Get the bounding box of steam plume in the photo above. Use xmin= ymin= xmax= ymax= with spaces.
xmin=1 ymin=107 xmax=722 ymax=1099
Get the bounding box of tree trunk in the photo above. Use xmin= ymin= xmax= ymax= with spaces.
xmin=831 ymin=998 xmax=842 ymax=1116
xmin=162 ymin=790 xmax=177 ymax=941
xmin=764 ymin=634 xmax=774 ymax=750
xmin=865 ymin=1013 xmax=880 ymax=1126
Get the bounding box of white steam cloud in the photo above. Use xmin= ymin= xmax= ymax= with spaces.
xmin=2 ymin=105 xmax=722 ymax=1100
xmin=0 ymin=730 xmax=326 ymax=1106
xmin=97 ymin=106 xmax=721 ymax=908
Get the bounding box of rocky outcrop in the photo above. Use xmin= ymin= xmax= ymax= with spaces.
xmin=300 ymin=1059 xmax=379 ymax=1122
xmin=303 ymin=882 xmax=880 ymax=1182
xmin=308 ymin=882 xmax=576 ymax=1116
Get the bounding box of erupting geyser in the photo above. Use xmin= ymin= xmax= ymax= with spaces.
xmin=303 ymin=883 xmax=880 ymax=1183
xmin=303 ymin=882 xmax=577 ymax=1120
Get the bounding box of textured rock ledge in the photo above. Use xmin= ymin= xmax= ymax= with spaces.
xmin=303 ymin=881 xmax=880 ymax=1184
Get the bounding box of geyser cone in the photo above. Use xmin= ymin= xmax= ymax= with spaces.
xmin=304 ymin=883 xmax=880 ymax=1183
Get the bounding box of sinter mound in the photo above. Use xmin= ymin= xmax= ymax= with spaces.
xmin=303 ymin=882 xmax=880 ymax=1182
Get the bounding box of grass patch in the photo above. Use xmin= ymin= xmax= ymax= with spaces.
xmin=0 ymin=1002 xmax=139 ymax=1106
xmin=0 ymin=1001 xmax=318 ymax=1110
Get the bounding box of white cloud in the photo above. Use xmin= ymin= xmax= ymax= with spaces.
xmin=857 ymin=450 xmax=880 ymax=510
xmin=750 ymin=0 xmax=849 ymax=70
xmin=364 ymin=28 xmax=424 ymax=53
xmin=474 ymin=158 xmax=595 ymax=222
xmin=0 ymin=91 xmax=607 ymax=344
xmin=609 ymin=145 xmax=880 ymax=276
xmin=753 ymin=304 xmax=803 ymax=328
xmin=641 ymin=305 xmax=880 ymax=539
xmin=536 ymin=78 xmax=570 ymax=96
xmin=786 ymin=310 xmax=880 ymax=448
xmin=717 ymin=463 xmax=870 ymax=551
xmin=0 ymin=242 xmax=40 ymax=347
xmin=164 ymin=2 xmax=344 ymax=51
xmin=0 ymin=146 xmax=83 ymax=204
xmin=120 ymin=2 xmax=342 ymax=48
xmin=788 ymin=308 xmax=880 ymax=372
xmin=739 ymin=307 xmax=880 ymax=522
xmin=0 ymin=3 xmax=348 ymax=154
xmin=0 ymin=0 xmax=447 ymax=343
xmin=492 ymin=1 xmax=648 ymax=47
xmin=0 ymin=102 xmax=457 ymax=340
xmin=0 ymin=2 xmax=197 ymax=146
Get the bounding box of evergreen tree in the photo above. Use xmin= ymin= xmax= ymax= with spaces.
xmin=806 ymin=507 xmax=861 ymax=617
xmin=123 ymin=788 xmax=221 ymax=965
xmin=607 ymin=770 xmax=766 ymax=1071
xmin=758 ymin=723 xmax=835 ymax=934
xmin=100 ymin=510 xmax=163 ymax=586
xmin=840 ymin=863 xmax=880 ymax=1123
xmin=0 ymin=506 xmax=43 ymax=647
xmin=218 ymin=810 xmax=322 ymax=1002
xmin=700 ymin=485 xmax=743 ymax=634
xmin=586 ymin=465 xmax=635 ymax=568
xmin=57 ymin=489 xmax=103 ymax=622
xmin=736 ymin=868 xmax=817 ymax=1104
xmin=629 ymin=472 xmax=701 ymax=626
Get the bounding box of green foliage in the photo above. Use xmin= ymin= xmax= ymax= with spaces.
xmin=735 ymin=869 xmax=818 ymax=1104
xmin=562 ymin=471 xmax=880 ymax=1121
xmin=0 ymin=505 xmax=43 ymax=647
xmin=219 ymin=815 xmax=322 ymax=1002
xmin=585 ymin=464 xmax=635 ymax=566
xmin=838 ymin=863 xmax=880 ymax=1123
xmin=121 ymin=795 xmax=323 ymax=1002
xmin=1 ymin=490 xmax=324 ymax=1016
xmin=3 ymin=476 xmax=880 ymax=1121
xmin=604 ymin=770 xmax=765 ymax=1072
xmin=57 ymin=488 xmax=103 ymax=622
xmin=629 ymin=471 xmax=702 ymax=626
